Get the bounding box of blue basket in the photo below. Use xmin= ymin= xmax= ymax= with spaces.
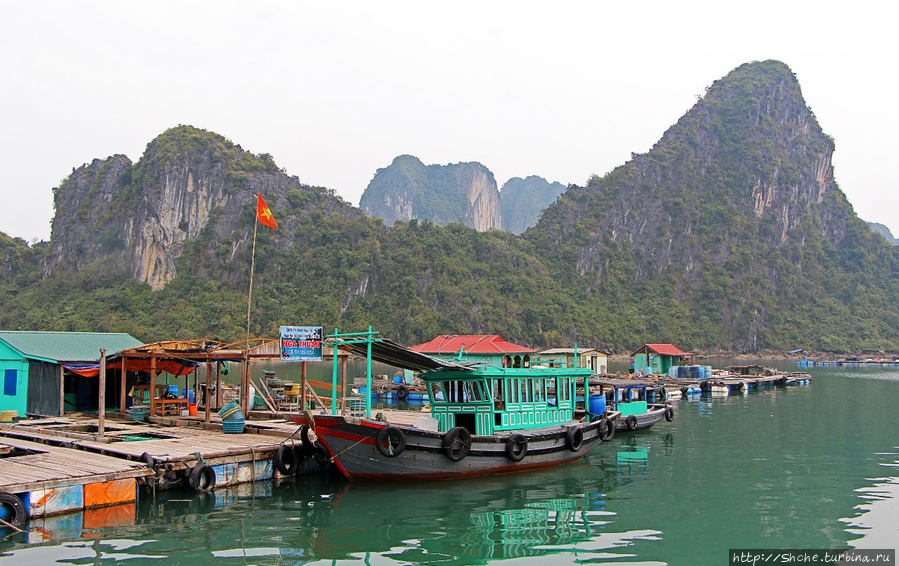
xmin=222 ymin=418 xmax=245 ymax=434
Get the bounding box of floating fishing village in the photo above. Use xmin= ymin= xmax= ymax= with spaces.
xmin=0 ymin=327 xmax=814 ymax=532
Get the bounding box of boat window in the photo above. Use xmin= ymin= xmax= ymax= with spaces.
xmin=522 ymin=379 xmax=534 ymax=402
xmin=631 ymin=387 xmax=645 ymax=402
xmin=429 ymin=382 xmax=446 ymax=402
xmin=557 ymin=377 xmax=571 ymax=402
xmin=464 ymin=381 xmax=484 ymax=402
xmin=509 ymin=378 xmax=520 ymax=404
xmin=492 ymin=379 xmax=504 ymax=409
xmin=431 ymin=380 xmax=487 ymax=403
xmin=534 ymin=378 xmax=544 ymax=403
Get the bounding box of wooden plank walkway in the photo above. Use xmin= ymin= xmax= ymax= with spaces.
xmin=0 ymin=416 xmax=308 ymax=475
xmin=0 ymin=436 xmax=151 ymax=493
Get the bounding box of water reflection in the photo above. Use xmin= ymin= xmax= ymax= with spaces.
xmin=842 ymin=450 xmax=899 ymax=548
xmin=0 ymin=442 xmax=666 ymax=565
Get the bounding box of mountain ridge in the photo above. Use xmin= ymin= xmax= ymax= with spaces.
xmin=2 ymin=60 xmax=897 ymax=354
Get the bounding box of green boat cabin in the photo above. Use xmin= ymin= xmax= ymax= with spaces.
xmin=423 ymin=367 xmax=594 ymax=435
xmin=593 ymin=379 xmax=651 ymax=417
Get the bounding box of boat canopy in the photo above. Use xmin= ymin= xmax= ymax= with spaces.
xmin=328 ymin=337 xmax=475 ymax=373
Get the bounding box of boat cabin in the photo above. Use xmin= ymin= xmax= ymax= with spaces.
xmin=423 ymin=367 xmax=594 ymax=436
xmin=592 ymin=379 xmax=652 ymax=417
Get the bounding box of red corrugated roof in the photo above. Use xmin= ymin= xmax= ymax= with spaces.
xmin=411 ymin=335 xmax=536 ymax=355
xmin=632 ymin=343 xmax=692 ymax=356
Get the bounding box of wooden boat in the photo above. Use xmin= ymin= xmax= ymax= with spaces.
xmin=289 ymin=335 xmax=620 ymax=481
xmin=590 ymin=379 xmax=673 ymax=432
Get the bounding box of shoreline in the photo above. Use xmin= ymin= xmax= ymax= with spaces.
xmin=606 ymin=349 xmax=899 ymax=363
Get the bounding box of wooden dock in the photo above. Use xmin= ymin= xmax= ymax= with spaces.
xmin=0 ymin=414 xmax=325 ymax=527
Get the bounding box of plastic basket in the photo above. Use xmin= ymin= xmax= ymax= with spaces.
xmin=221 ymin=408 xmax=244 ymax=421
xmin=222 ymin=419 xmax=245 ymax=434
xmin=128 ymin=406 xmax=149 ymax=422
xmin=217 ymin=400 xmax=239 ymax=417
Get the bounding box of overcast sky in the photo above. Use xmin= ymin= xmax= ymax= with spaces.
xmin=2 ymin=1 xmax=897 ymax=243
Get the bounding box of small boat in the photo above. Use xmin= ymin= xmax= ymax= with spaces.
xmin=590 ymin=379 xmax=673 ymax=432
xmin=290 ymin=337 xmax=620 ymax=481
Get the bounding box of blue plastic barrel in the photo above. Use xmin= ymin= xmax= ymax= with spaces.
xmin=588 ymin=394 xmax=607 ymax=422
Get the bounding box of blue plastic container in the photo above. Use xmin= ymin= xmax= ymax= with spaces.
xmin=588 ymin=394 xmax=607 ymax=422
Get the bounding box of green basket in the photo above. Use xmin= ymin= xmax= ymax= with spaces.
xmin=222 ymin=419 xmax=245 ymax=434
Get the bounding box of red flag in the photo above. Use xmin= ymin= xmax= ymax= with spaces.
xmin=256 ymin=193 xmax=278 ymax=229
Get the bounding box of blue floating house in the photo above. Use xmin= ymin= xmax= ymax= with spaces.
xmin=0 ymin=331 xmax=143 ymax=418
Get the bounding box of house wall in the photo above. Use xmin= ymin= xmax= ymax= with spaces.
xmin=27 ymin=360 xmax=62 ymax=416
xmin=0 ymin=341 xmax=28 ymax=416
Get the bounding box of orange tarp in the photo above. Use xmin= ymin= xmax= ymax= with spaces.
xmin=83 ymin=478 xmax=137 ymax=508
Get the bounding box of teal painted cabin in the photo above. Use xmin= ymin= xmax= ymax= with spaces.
xmin=631 ymin=343 xmax=694 ymax=375
xmin=0 ymin=331 xmax=143 ymax=418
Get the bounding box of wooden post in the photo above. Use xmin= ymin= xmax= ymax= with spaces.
xmin=149 ymin=355 xmax=157 ymax=417
xmin=58 ymin=365 xmax=65 ymax=417
xmin=118 ymin=355 xmax=126 ymax=413
xmin=300 ymin=361 xmax=307 ymax=412
xmin=241 ymin=351 xmax=250 ymax=414
xmin=98 ymin=348 xmax=106 ymax=438
xmin=205 ymin=358 xmax=212 ymax=424
xmin=216 ymin=362 xmax=222 ymax=409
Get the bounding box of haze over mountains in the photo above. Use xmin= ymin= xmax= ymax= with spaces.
xmin=1 ymin=60 xmax=897 ymax=354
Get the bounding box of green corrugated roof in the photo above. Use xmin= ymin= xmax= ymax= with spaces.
xmin=0 ymin=331 xmax=144 ymax=363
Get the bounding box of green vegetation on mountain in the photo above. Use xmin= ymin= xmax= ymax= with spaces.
xmin=500 ymin=176 xmax=567 ymax=235
xmin=1 ymin=62 xmax=898 ymax=354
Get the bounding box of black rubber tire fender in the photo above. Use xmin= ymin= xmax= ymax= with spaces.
xmin=442 ymin=427 xmax=472 ymax=462
xmin=300 ymin=425 xmax=314 ymax=450
xmin=139 ymin=452 xmax=156 ymax=469
xmin=312 ymin=440 xmax=330 ymax=465
xmin=658 ymin=385 xmax=667 ymax=401
xmin=375 ymin=425 xmax=406 ymax=458
xmin=665 ymin=406 xmax=674 ymax=422
xmin=566 ymin=426 xmax=584 ymax=452
xmin=396 ymin=384 xmax=409 ymax=401
xmin=598 ymin=417 xmax=615 ymax=441
xmin=188 ymin=464 xmax=216 ymax=492
xmin=625 ymin=415 xmax=638 ymax=431
xmin=505 ymin=433 xmax=527 ymax=461
xmin=274 ymin=444 xmax=299 ymax=476
xmin=0 ymin=492 xmax=26 ymax=527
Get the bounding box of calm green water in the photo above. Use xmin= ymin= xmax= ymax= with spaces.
xmin=1 ymin=362 xmax=896 ymax=565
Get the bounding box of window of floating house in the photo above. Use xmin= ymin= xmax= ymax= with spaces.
xmin=4 ymin=369 xmax=16 ymax=396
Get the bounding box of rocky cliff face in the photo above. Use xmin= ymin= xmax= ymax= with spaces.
xmin=44 ymin=126 xmax=357 ymax=290
xmin=360 ymin=155 xmax=503 ymax=231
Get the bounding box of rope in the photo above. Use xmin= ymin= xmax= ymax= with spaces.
xmin=323 ymin=427 xmax=380 ymax=463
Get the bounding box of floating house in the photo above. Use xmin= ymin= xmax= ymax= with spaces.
xmin=536 ymin=348 xmax=609 ymax=374
xmin=0 ymin=331 xmax=144 ymax=417
xmin=631 ymin=343 xmax=694 ymax=375
xmin=410 ymin=335 xmax=536 ymax=368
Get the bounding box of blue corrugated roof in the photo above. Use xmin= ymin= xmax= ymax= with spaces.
xmin=0 ymin=331 xmax=144 ymax=363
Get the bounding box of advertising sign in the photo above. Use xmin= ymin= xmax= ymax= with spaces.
xmin=280 ymin=326 xmax=323 ymax=362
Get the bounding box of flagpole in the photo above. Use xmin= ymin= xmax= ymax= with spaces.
xmin=247 ymin=215 xmax=259 ymax=344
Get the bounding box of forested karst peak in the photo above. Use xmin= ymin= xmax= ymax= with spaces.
xmin=2 ymin=61 xmax=898 ymax=354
